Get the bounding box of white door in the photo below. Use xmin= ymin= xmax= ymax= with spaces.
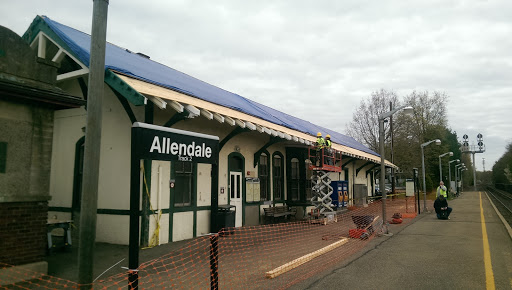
xmin=229 ymin=172 xmax=243 ymax=227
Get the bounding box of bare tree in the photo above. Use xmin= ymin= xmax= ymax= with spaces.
xmin=346 ymin=89 xmax=400 ymax=152
xmin=404 ymin=90 xmax=448 ymax=140
xmin=346 ymin=89 xmax=452 ymax=186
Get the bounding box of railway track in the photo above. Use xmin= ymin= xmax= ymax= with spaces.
xmin=485 ymin=186 xmax=512 ymax=227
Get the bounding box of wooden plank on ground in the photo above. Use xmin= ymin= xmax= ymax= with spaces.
xmin=265 ymin=237 xmax=349 ymax=279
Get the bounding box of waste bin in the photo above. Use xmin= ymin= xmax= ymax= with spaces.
xmin=216 ymin=204 xmax=236 ymax=232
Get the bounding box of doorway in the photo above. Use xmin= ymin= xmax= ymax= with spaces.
xmin=229 ymin=171 xmax=243 ymax=227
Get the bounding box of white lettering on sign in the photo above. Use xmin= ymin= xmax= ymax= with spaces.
xmin=149 ymin=136 xmax=212 ymax=159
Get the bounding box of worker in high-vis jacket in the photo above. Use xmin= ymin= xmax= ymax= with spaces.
xmin=437 ymin=181 xmax=447 ymax=198
xmin=315 ymin=132 xmax=325 ymax=166
xmin=325 ymin=134 xmax=333 ymax=165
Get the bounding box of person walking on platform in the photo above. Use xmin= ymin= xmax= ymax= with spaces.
xmin=315 ymin=132 xmax=325 ymax=166
xmin=325 ymin=134 xmax=333 ymax=165
xmin=437 ymin=181 xmax=447 ymax=198
xmin=434 ymin=194 xmax=452 ymax=220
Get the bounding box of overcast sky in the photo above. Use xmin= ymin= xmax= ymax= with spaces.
xmin=2 ymin=0 xmax=511 ymax=171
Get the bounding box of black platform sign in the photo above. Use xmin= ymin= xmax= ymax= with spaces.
xmin=132 ymin=122 xmax=219 ymax=164
xmin=129 ymin=122 xmax=220 ymax=288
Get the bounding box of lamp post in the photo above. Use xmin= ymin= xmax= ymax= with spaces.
xmin=421 ymin=139 xmax=441 ymax=212
xmin=455 ymin=164 xmax=464 ymax=196
xmin=438 ymin=152 xmax=453 ymax=183
xmin=448 ymin=159 xmax=459 ymax=195
xmin=460 ymin=168 xmax=467 ymax=192
xmin=379 ymin=105 xmax=413 ymax=234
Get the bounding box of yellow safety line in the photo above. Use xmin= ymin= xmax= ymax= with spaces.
xmin=479 ymin=191 xmax=496 ymax=290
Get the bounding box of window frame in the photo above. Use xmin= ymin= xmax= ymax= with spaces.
xmin=258 ymin=151 xmax=270 ymax=201
xmin=272 ymin=152 xmax=284 ymax=201
xmin=172 ymin=161 xmax=196 ymax=208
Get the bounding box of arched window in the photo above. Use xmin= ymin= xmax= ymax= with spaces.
xmin=259 ymin=153 xmax=269 ymax=201
xmin=305 ymin=159 xmax=313 ymax=200
xmin=72 ymin=136 xmax=85 ymax=213
xmin=290 ymin=158 xmax=300 ymax=201
xmin=273 ymin=152 xmax=284 ymax=200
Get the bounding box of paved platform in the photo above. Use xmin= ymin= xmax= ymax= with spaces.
xmin=294 ymin=191 xmax=512 ymax=290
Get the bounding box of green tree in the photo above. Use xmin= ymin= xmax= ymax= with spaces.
xmin=492 ymin=142 xmax=512 ymax=187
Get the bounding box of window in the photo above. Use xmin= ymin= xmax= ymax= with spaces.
xmin=259 ymin=153 xmax=269 ymax=201
xmin=0 ymin=142 xmax=6 ymax=173
xmin=72 ymin=138 xmax=85 ymax=211
xmin=273 ymin=154 xmax=284 ymax=200
xmin=174 ymin=161 xmax=193 ymax=207
xmin=305 ymin=159 xmax=313 ymax=200
xmin=290 ymin=158 xmax=300 ymax=201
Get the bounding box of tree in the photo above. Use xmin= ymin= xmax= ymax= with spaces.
xmin=403 ymin=91 xmax=448 ymax=139
xmin=346 ymin=89 xmax=400 ymax=152
xmin=346 ymin=89 xmax=455 ymax=194
xmin=492 ymin=142 xmax=512 ymax=187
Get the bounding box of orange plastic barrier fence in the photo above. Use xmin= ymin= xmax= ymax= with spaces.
xmin=1 ymin=197 xmax=432 ymax=289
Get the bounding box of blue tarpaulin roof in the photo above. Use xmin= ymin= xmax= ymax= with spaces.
xmin=39 ymin=16 xmax=379 ymax=157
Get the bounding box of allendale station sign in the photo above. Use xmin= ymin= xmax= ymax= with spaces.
xmin=128 ymin=122 xmax=219 ymax=288
xmin=133 ymin=122 xmax=218 ymax=163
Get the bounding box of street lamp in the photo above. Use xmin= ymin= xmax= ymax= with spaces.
xmin=439 ymin=152 xmax=453 ymax=183
xmin=460 ymin=168 xmax=468 ymax=192
xmin=448 ymin=159 xmax=460 ymax=194
xmin=455 ymin=164 xmax=464 ymax=196
xmin=421 ymin=139 xmax=441 ymax=212
xmin=379 ymin=105 xmax=413 ymax=234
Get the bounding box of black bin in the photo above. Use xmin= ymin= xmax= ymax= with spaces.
xmin=216 ymin=204 xmax=236 ymax=232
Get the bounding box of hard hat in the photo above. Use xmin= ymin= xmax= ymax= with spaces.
xmin=326 ymin=134 xmax=331 ymax=138
xmin=317 ymin=132 xmax=322 ymax=137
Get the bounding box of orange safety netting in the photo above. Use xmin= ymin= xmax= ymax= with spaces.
xmin=1 ymin=197 xmax=432 ymax=289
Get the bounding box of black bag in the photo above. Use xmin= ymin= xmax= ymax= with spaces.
xmin=439 ymin=210 xmax=449 ymax=220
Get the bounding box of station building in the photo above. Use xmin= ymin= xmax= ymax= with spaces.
xmin=9 ymin=15 xmax=396 ymax=246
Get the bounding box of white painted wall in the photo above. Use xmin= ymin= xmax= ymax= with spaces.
xmin=148 ymin=160 xmax=171 ymax=245
xmin=96 ymin=215 xmax=131 ymax=245
xmin=196 ymin=210 xmax=211 ymax=236
xmin=49 ymin=108 xmax=86 ymax=207
xmin=173 ymin=211 xmax=194 ymax=241
xmin=197 ymin=163 xmax=212 ymax=207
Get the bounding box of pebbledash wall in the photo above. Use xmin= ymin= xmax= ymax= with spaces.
xmin=0 ymin=24 xmax=83 ymax=269
xmin=0 ymin=100 xmax=53 ymax=265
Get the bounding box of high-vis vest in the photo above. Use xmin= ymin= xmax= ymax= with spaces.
xmin=316 ymin=137 xmax=325 ymax=148
xmin=326 ymin=139 xmax=332 ymax=148
xmin=438 ymin=186 xmax=447 ymax=198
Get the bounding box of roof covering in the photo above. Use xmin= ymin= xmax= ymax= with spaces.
xmin=37 ymin=15 xmax=379 ymax=157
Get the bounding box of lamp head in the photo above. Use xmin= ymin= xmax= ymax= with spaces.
xmin=403 ymin=106 xmax=414 ymax=116
xmin=435 ymin=139 xmax=441 ymax=145
xmin=449 ymin=152 xmax=453 ymax=156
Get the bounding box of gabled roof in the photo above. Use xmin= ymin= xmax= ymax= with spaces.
xmin=24 ymin=15 xmax=383 ymax=161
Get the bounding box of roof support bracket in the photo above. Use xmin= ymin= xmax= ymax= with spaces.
xmin=366 ymin=164 xmax=379 ymax=178
xmin=341 ymin=157 xmax=356 ymax=170
xmin=219 ymin=127 xmax=249 ymax=151
xmin=164 ymin=112 xmax=188 ymax=128
xmin=109 ymin=84 xmax=137 ymax=124
xmin=104 ymin=70 xmax=146 ymax=106
xmin=356 ymin=161 xmax=373 ymax=176
xmin=253 ymin=137 xmax=282 ymax=167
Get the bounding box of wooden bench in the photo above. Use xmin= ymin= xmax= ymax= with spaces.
xmin=264 ymin=205 xmax=297 ymax=224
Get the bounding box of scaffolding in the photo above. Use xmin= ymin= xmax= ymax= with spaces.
xmin=308 ymin=146 xmax=342 ymax=224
